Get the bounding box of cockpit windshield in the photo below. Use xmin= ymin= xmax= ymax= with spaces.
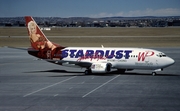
xmin=156 ymin=53 xmax=166 ymax=57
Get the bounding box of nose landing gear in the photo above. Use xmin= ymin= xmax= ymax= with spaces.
xmin=152 ymin=72 xmax=156 ymax=76
xmin=152 ymin=68 xmax=163 ymax=76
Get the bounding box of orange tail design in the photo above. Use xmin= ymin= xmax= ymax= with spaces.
xmin=25 ymin=16 xmax=57 ymax=50
xmin=25 ymin=16 xmax=64 ymax=59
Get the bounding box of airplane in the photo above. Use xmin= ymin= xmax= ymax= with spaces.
xmin=25 ymin=16 xmax=175 ymax=76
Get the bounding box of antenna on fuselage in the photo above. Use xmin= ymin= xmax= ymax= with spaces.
xmin=101 ymin=45 xmax=104 ymax=48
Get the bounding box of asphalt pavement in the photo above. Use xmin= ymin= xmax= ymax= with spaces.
xmin=0 ymin=47 xmax=180 ymax=111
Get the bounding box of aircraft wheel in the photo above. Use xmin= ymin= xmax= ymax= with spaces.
xmin=85 ymin=69 xmax=91 ymax=75
xmin=152 ymin=72 xmax=156 ymax=76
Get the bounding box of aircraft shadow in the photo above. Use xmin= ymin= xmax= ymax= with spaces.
xmin=24 ymin=69 xmax=179 ymax=77
xmin=122 ymin=72 xmax=179 ymax=76
xmin=24 ymin=69 xmax=119 ymax=77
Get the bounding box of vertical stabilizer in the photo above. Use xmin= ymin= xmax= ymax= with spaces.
xmin=25 ymin=16 xmax=59 ymax=50
xmin=25 ymin=16 xmax=64 ymax=59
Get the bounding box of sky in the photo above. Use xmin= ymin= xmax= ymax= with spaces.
xmin=0 ymin=0 xmax=180 ymax=17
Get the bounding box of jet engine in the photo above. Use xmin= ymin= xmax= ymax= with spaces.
xmin=90 ymin=63 xmax=111 ymax=73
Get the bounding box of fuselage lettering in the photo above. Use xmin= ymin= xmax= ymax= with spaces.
xmin=138 ymin=51 xmax=154 ymax=61
xmin=62 ymin=49 xmax=132 ymax=60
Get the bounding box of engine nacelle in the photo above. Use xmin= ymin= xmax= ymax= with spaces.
xmin=91 ymin=63 xmax=111 ymax=73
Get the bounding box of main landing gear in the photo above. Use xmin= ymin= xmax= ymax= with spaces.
xmin=85 ymin=69 xmax=92 ymax=75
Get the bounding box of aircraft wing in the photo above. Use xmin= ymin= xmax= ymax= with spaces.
xmin=45 ymin=59 xmax=92 ymax=68
xmin=7 ymin=46 xmax=28 ymax=51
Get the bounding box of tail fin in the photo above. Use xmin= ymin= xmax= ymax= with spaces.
xmin=25 ymin=16 xmax=59 ymax=50
xmin=25 ymin=16 xmax=64 ymax=59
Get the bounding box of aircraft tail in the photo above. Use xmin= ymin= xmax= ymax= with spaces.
xmin=25 ymin=16 xmax=64 ymax=59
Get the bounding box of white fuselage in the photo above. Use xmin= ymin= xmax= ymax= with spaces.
xmin=24 ymin=16 xmax=175 ymax=75
xmin=61 ymin=47 xmax=175 ymax=70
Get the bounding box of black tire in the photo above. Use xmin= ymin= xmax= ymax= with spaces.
xmin=85 ymin=69 xmax=92 ymax=75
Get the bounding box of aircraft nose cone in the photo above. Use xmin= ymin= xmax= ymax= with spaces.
xmin=168 ymin=57 xmax=175 ymax=66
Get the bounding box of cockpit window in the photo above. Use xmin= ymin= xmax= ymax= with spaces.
xmin=162 ymin=54 xmax=166 ymax=57
xmin=156 ymin=53 xmax=166 ymax=57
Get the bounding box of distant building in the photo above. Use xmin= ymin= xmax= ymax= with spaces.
xmin=40 ymin=27 xmax=51 ymax=31
xmin=172 ymin=20 xmax=180 ymax=26
xmin=1 ymin=16 xmax=180 ymax=27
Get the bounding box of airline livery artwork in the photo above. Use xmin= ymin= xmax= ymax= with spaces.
xmin=26 ymin=17 xmax=64 ymax=59
xmin=25 ymin=16 xmax=175 ymax=76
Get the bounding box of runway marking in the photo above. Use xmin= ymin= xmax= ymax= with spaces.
xmin=82 ymin=75 xmax=120 ymax=98
xmin=23 ymin=76 xmax=76 ymax=97
xmin=54 ymin=94 xmax=59 ymax=97
xmin=69 ymin=87 xmax=73 ymax=90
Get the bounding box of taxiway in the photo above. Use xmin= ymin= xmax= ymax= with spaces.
xmin=0 ymin=47 xmax=180 ymax=111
